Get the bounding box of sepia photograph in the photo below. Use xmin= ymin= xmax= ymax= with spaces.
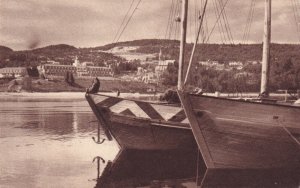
xmin=0 ymin=0 xmax=300 ymax=187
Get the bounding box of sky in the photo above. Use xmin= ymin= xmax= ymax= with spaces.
xmin=0 ymin=0 xmax=299 ymax=50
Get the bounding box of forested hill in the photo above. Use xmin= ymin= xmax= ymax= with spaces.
xmin=1 ymin=39 xmax=300 ymax=68
xmin=96 ymin=39 xmax=300 ymax=64
xmin=0 ymin=46 xmax=13 ymax=59
xmin=0 ymin=44 xmax=124 ymax=68
xmin=0 ymin=46 xmax=13 ymax=53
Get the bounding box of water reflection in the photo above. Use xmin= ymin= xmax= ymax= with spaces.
xmin=0 ymin=98 xmax=119 ymax=188
xmin=94 ymin=149 xmax=199 ymax=188
xmin=94 ymin=149 xmax=300 ymax=188
xmin=0 ymin=101 xmax=106 ymax=140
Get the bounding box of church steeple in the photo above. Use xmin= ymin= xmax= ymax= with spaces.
xmin=73 ymin=56 xmax=80 ymax=67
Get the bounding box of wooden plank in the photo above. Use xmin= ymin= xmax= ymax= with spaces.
xmin=177 ymin=90 xmax=215 ymax=168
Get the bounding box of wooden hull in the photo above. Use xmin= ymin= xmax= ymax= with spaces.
xmin=109 ymin=114 xmax=196 ymax=150
xmin=85 ymin=93 xmax=197 ymax=150
xmin=86 ymin=92 xmax=300 ymax=169
xmin=179 ymin=92 xmax=300 ymax=169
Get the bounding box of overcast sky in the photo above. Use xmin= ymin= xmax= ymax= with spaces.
xmin=0 ymin=0 xmax=299 ymax=50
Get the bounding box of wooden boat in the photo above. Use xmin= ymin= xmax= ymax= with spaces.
xmin=86 ymin=0 xmax=300 ymax=172
xmin=178 ymin=91 xmax=300 ymax=170
xmin=175 ymin=0 xmax=300 ymax=171
xmin=86 ymin=0 xmax=196 ymax=151
xmin=85 ymin=93 xmax=197 ymax=150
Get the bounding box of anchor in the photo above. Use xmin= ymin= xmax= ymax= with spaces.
xmin=89 ymin=120 xmax=105 ymax=144
xmin=92 ymin=156 xmax=105 ymax=180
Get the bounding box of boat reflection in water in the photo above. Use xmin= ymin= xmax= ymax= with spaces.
xmin=94 ymin=149 xmax=199 ymax=188
xmin=93 ymin=149 xmax=300 ymax=188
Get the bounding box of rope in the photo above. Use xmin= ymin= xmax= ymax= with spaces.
xmin=111 ymin=0 xmax=135 ymax=43
xmin=173 ymin=0 xmax=181 ymax=40
xmin=282 ymin=126 xmax=300 ymax=147
xmin=205 ymin=0 xmax=230 ymax=43
xmin=212 ymin=0 xmax=225 ymax=43
xmin=114 ymin=0 xmax=143 ymax=44
xmin=165 ymin=0 xmax=175 ymax=39
xmin=218 ymin=0 xmax=234 ymax=44
xmin=242 ymin=0 xmax=256 ymax=44
xmin=290 ymin=0 xmax=300 ymax=42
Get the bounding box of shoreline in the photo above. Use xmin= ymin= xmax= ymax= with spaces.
xmin=0 ymin=91 xmax=293 ymax=98
xmin=0 ymin=91 xmax=160 ymax=100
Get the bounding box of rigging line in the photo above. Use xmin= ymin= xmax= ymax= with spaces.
xmin=212 ymin=0 xmax=223 ymax=43
xmin=218 ymin=0 xmax=233 ymax=44
xmin=205 ymin=0 xmax=230 ymax=43
xmin=194 ymin=0 xmax=198 ymax=38
xmin=244 ymin=0 xmax=254 ymax=43
xmin=294 ymin=0 xmax=300 ymax=41
xmin=217 ymin=0 xmax=231 ymax=44
xmin=202 ymin=0 xmax=209 ymax=43
xmin=246 ymin=0 xmax=256 ymax=43
xmin=165 ymin=0 xmax=175 ymax=39
xmin=173 ymin=0 xmax=181 ymax=40
xmin=189 ymin=3 xmax=192 ymax=42
xmin=198 ymin=0 xmax=206 ymax=42
xmin=242 ymin=0 xmax=250 ymax=42
xmin=168 ymin=0 xmax=179 ymax=39
xmin=215 ymin=0 xmax=230 ymax=43
xmin=176 ymin=0 xmax=181 ymax=39
xmin=212 ymin=0 xmax=226 ymax=43
xmin=184 ymin=0 xmax=209 ymax=86
xmin=198 ymin=0 xmax=205 ymax=42
xmin=219 ymin=0 xmax=234 ymax=44
xmin=290 ymin=0 xmax=300 ymax=42
xmin=112 ymin=0 xmax=135 ymax=43
xmin=115 ymin=0 xmax=142 ymax=44
xmin=243 ymin=0 xmax=255 ymax=43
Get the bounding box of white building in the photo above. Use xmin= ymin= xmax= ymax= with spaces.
xmin=39 ymin=56 xmax=114 ymax=78
xmin=155 ymin=60 xmax=175 ymax=78
xmin=0 ymin=67 xmax=28 ymax=78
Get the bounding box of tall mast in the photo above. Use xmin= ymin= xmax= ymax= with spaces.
xmin=260 ymin=0 xmax=271 ymax=96
xmin=177 ymin=0 xmax=188 ymax=91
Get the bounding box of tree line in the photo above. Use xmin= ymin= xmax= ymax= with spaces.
xmin=161 ymin=57 xmax=300 ymax=93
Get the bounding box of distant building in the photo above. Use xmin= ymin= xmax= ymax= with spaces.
xmin=38 ymin=56 xmax=114 ymax=78
xmin=198 ymin=60 xmax=225 ymax=70
xmin=142 ymin=72 xmax=158 ymax=84
xmin=228 ymin=61 xmax=243 ymax=67
xmin=137 ymin=67 xmax=147 ymax=76
xmin=0 ymin=67 xmax=28 ymax=78
xmin=246 ymin=60 xmax=261 ymax=65
xmin=198 ymin=60 xmax=219 ymax=67
xmin=155 ymin=60 xmax=175 ymax=79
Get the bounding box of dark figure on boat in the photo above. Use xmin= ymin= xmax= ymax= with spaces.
xmin=160 ymin=89 xmax=180 ymax=103
xmin=86 ymin=77 xmax=100 ymax=94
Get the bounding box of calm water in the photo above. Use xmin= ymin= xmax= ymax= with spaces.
xmin=0 ymin=95 xmax=119 ymax=188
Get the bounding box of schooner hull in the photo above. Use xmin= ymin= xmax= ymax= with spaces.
xmin=179 ymin=92 xmax=300 ymax=169
xmin=86 ymin=93 xmax=197 ymax=150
